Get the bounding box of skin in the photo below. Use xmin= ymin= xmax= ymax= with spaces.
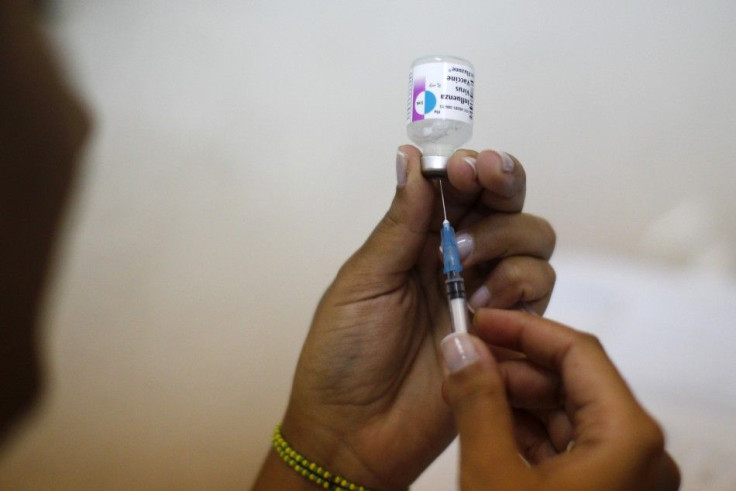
xmin=253 ymin=147 xmax=555 ymax=490
xmin=0 ymin=2 xmax=554 ymax=486
xmin=443 ymin=309 xmax=680 ymax=490
xmin=0 ymin=2 xmax=678 ymax=489
xmin=0 ymin=0 xmax=90 ymax=442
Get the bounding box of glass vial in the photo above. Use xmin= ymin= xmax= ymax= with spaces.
xmin=406 ymin=55 xmax=475 ymax=177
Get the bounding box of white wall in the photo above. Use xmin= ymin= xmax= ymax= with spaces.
xmin=1 ymin=1 xmax=734 ymax=489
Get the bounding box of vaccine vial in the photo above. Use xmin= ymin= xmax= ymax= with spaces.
xmin=406 ymin=55 xmax=475 ymax=177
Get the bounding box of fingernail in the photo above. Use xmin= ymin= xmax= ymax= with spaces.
xmin=396 ymin=150 xmax=408 ymax=188
xmin=462 ymin=156 xmax=477 ymax=178
xmin=441 ymin=332 xmax=479 ymax=374
xmin=455 ymin=233 xmax=474 ymax=260
xmin=469 ymin=285 xmax=491 ymax=310
xmin=497 ymin=151 xmax=514 ymax=173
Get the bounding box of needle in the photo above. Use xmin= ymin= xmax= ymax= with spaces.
xmin=438 ymin=179 xmax=448 ymax=221
xmin=437 ymin=179 xmax=470 ymax=334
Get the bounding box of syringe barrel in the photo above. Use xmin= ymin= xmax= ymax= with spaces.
xmin=447 ymin=297 xmax=470 ymax=333
xmin=445 ymin=273 xmax=470 ymax=333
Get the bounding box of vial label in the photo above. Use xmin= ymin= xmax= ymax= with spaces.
xmin=407 ymin=61 xmax=474 ymax=124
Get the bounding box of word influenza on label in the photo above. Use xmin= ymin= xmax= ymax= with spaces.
xmin=407 ymin=61 xmax=475 ymax=124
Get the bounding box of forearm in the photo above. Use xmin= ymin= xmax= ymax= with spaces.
xmin=251 ymin=416 xmax=395 ymax=491
xmin=251 ymin=449 xmax=316 ymax=491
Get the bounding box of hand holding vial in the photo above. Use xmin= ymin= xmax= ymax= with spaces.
xmin=258 ymin=146 xmax=556 ymax=489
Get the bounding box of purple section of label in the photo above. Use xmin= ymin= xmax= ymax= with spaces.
xmin=412 ymin=76 xmax=425 ymax=122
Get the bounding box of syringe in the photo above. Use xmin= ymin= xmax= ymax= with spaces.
xmin=438 ymin=181 xmax=471 ymax=334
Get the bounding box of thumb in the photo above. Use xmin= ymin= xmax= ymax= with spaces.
xmin=441 ymin=332 xmax=526 ymax=481
xmin=349 ymin=146 xmax=435 ymax=276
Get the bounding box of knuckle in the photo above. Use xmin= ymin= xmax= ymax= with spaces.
xmin=577 ymin=331 xmax=605 ymax=351
xmin=493 ymin=259 xmax=556 ymax=306
xmin=381 ymin=207 xmax=403 ymax=232
xmin=536 ymin=217 xmax=557 ymax=256
xmin=638 ymin=416 xmax=666 ymax=456
xmin=497 ymin=260 xmax=525 ymax=291
xmin=546 ymin=263 xmax=557 ymax=288
xmin=452 ymin=369 xmax=504 ymax=404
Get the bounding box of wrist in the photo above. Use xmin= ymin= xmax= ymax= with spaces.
xmin=252 ymin=448 xmax=315 ymax=490
xmin=280 ymin=408 xmax=389 ymax=490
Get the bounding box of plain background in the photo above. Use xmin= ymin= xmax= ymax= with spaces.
xmin=1 ymin=1 xmax=734 ymax=489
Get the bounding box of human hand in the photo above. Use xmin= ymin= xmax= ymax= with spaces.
xmin=278 ymin=146 xmax=555 ymax=489
xmin=441 ymin=309 xmax=680 ymax=490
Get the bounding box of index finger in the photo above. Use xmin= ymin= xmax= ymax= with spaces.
xmin=473 ymin=309 xmax=638 ymax=421
xmin=445 ymin=150 xmax=527 ymax=213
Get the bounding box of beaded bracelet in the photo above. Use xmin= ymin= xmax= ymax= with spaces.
xmin=272 ymin=424 xmax=373 ymax=491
